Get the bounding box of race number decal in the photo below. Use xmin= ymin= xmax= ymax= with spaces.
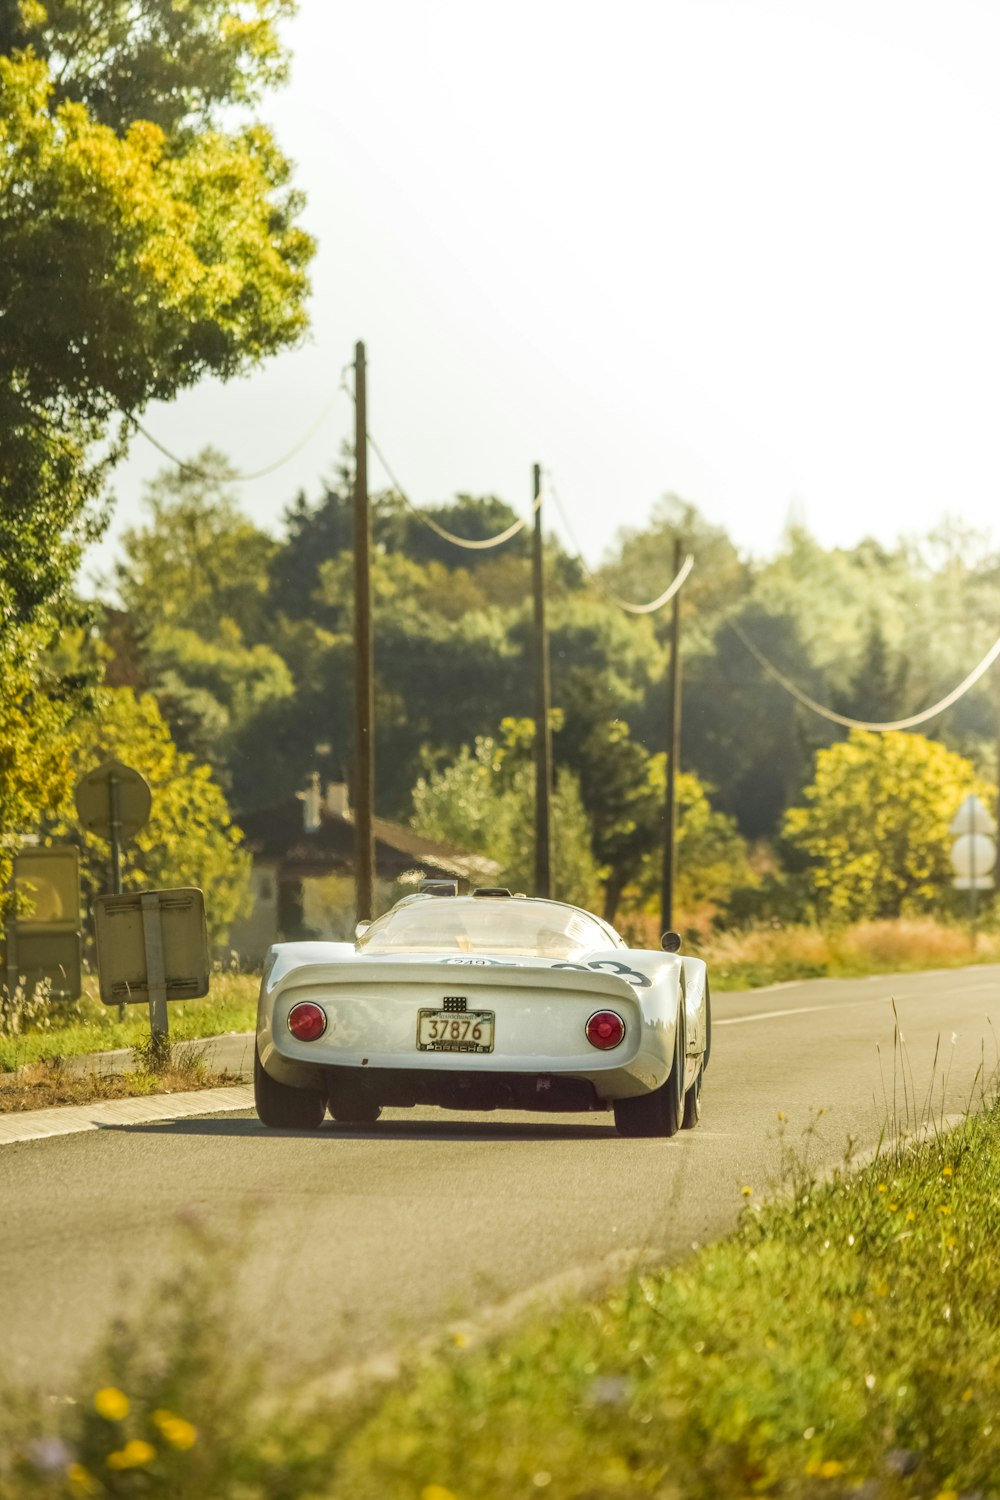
xmin=553 ymin=959 xmax=651 ymax=989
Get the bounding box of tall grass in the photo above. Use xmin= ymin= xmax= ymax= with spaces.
xmin=0 ymin=971 xmax=259 ymax=1073
xmin=703 ymin=915 xmax=1000 ymax=990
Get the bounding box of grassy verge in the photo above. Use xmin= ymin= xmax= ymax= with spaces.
xmin=0 ymin=1050 xmax=244 ymax=1113
xmin=701 ymin=915 xmax=1000 ymax=991
xmin=0 ymin=972 xmax=258 ymax=1073
xmin=5 ymin=1102 xmax=1000 ymax=1497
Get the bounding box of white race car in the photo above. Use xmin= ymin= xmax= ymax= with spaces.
xmin=254 ymin=885 xmax=711 ymax=1138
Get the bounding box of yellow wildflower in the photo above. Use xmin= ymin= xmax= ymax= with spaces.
xmin=94 ymin=1387 xmax=130 ymax=1422
xmin=877 ymin=1183 xmax=888 ymax=1193
xmin=66 ymin=1465 xmax=98 ymax=1496
xmin=818 ymin=1460 xmax=844 ymax=1478
xmin=152 ymin=1410 xmax=197 ymax=1450
xmin=906 ymin=1210 xmax=916 ymax=1222
xmin=961 ymin=1388 xmax=973 ymax=1402
xmin=422 ymin=1488 xmax=459 ymax=1500
xmin=106 ymin=1440 xmax=155 ymax=1470
xmin=932 ymin=1490 xmax=959 ymax=1500
xmin=741 ymin=1186 xmax=753 ymax=1197
xmin=851 ymin=1311 xmax=865 ymax=1327
xmin=941 ymin=1166 xmax=953 ymax=1177
xmin=875 ymin=1282 xmax=890 ymax=1298
xmin=939 ymin=1205 xmax=951 ymax=1215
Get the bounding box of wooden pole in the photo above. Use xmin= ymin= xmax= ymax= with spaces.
xmin=532 ymin=463 xmax=553 ymax=898
xmin=660 ymin=536 xmax=684 ymax=933
xmin=353 ymin=341 xmax=376 ymax=921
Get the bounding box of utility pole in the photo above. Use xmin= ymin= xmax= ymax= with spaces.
xmin=660 ymin=536 xmax=684 ymax=934
xmin=532 ymin=463 xmax=553 ymax=898
xmin=353 ymin=340 xmax=376 ymax=921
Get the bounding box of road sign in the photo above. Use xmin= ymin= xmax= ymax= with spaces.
xmin=93 ymin=887 xmax=209 ymax=1038
xmin=952 ymin=833 xmax=996 ymax=888
xmin=949 ymin=794 xmax=996 ymax=838
xmin=74 ymin=760 xmax=151 ymax=841
xmin=13 ymin=847 xmax=80 ymax=928
xmin=4 ymin=847 xmax=82 ymax=1001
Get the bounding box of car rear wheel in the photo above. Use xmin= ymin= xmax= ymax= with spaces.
xmin=328 ymin=1085 xmax=382 ymax=1125
xmin=254 ymin=1044 xmax=325 ymax=1130
xmin=613 ymin=1015 xmax=685 ymax=1139
xmin=681 ymin=1065 xmax=703 ymax=1129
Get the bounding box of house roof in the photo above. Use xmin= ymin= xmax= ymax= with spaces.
xmin=236 ymin=797 xmax=500 ymax=884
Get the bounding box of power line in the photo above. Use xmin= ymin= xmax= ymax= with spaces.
xmin=131 ymin=384 xmax=346 ymax=482
xmin=547 ymin=478 xmax=694 ymax=614
xmin=355 ymin=415 xmax=539 ymax=551
xmin=730 ymin=618 xmax=1000 ymax=731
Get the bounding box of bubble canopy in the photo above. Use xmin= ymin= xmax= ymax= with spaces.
xmin=357 ymin=895 xmax=623 ymax=960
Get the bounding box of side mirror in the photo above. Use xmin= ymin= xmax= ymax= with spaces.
xmin=355 ymin=920 xmax=371 ymax=940
xmin=660 ymin=931 xmax=682 ymax=953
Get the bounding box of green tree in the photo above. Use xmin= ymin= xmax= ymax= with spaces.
xmin=116 ymin=452 xmax=279 ymax=643
xmin=782 ymin=730 xmax=993 ymax=920
xmin=47 ymin=687 xmax=250 ymax=944
xmin=0 ymin=5 xmax=312 ymax=639
xmin=0 ymin=625 xmax=81 ymax=910
xmin=110 ymin=456 xmax=293 ymax=780
xmin=638 ymin=763 xmax=755 ymax=928
xmin=411 ymin=723 xmax=602 ymax=909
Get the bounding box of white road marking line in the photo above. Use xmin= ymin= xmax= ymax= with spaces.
xmin=717 ymin=998 xmax=904 ymax=1026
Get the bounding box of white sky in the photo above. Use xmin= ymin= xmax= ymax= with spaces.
xmin=87 ymin=0 xmax=1000 ymax=591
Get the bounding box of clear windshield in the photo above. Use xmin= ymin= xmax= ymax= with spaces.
xmin=358 ymin=897 xmax=616 ymax=960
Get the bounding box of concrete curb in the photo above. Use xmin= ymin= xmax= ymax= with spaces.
xmin=0 ymin=1084 xmax=255 ymax=1147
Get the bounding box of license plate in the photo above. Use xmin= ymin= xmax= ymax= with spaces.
xmin=416 ymin=1008 xmax=495 ymax=1053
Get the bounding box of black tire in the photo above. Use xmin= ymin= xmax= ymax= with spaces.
xmin=328 ymin=1090 xmax=382 ymax=1125
xmin=614 ymin=1014 xmax=685 ymax=1139
xmin=254 ymin=1044 xmax=325 ymax=1130
xmin=681 ymin=1065 xmax=703 ymax=1130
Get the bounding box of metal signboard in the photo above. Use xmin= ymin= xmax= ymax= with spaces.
xmin=4 ymin=931 xmax=82 ymax=1003
xmin=93 ymin=888 xmax=209 ymax=1036
xmin=4 ymin=846 xmax=83 ymax=1001
xmin=74 ymin=760 xmax=152 ymax=841
xmin=13 ymin=846 xmax=81 ymax=928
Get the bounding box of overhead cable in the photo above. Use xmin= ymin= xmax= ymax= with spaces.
xmin=730 ymin=618 xmax=1000 ymax=731
xmin=132 ymin=383 xmax=345 ymax=482
xmin=547 ymin=479 xmax=694 ymax=614
xmin=350 ymin=400 xmax=539 ymax=549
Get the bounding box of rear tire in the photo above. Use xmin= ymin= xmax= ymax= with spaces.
xmin=254 ymin=1044 xmax=325 ymax=1130
xmin=328 ymin=1087 xmax=382 ymax=1125
xmin=614 ymin=1015 xmax=685 ymax=1139
xmin=681 ymin=1065 xmax=703 ymax=1129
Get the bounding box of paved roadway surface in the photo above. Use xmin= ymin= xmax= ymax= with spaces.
xmin=2 ymin=966 xmax=998 ymax=1394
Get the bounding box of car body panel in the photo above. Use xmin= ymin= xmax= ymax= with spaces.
xmin=256 ymin=895 xmax=711 ymax=1112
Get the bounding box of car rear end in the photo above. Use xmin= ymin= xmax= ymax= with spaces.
xmin=258 ymin=950 xmax=674 ymax=1111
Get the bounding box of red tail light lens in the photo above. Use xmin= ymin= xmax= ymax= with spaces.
xmin=585 ymin=1010 xmax=625 ymax=1050
xmin=287 ymin=1002 xmax=327 ymax=1041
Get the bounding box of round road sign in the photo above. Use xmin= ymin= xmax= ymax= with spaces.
xmin=74 ymin=759 xmax=152 ymax=842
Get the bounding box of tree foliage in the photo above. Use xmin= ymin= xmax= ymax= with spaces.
xmin=411 ymin=723 xmax=602 ymax=909
xmin=0 ymin=4 xmax=311 ymax=640
xmin=47 ymin=688 xmax=250 ymax=943
xmin=782 ymin=730 xmax=993 ymax=921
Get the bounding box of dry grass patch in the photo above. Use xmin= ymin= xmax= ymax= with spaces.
xmin=0 ymin=1052 xmax=242 ymax=1113
xmin=704 ymin=916 xmax=1000 ymax=990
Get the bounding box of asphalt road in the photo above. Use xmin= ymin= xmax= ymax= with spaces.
xmin=2 ymin=965 xmax=998 ymax=1395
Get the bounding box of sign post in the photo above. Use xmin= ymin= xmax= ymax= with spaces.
xmin=950 ymin=794 xmax=996 ymax=946
xmin=93 ymin=887 xmax=209 ymax=1045
xmin=74 ymin=760 xmax=151 ymax=895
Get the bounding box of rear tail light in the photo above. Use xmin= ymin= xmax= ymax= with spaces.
xmin=287 ymin=1002 xmax=327 ymax=1041
xmin=585 ymin=1010 xmax=625 ymax=1050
